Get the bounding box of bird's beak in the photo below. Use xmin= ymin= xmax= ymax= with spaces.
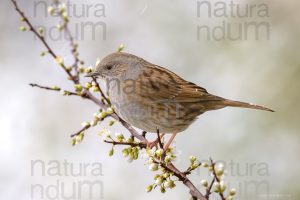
xmin=85 ymin=72 xmax=100 ymax=77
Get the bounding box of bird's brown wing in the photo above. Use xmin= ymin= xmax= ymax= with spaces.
xmin=136 ymin=65 xmax=222 ymax=103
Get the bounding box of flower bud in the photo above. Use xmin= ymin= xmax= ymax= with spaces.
xmin=201 ymin=162 xmax=209 ymax=168
xmin=47 ymin=6 xmax=55 ymax=15
xmin=155 ymin=149 xmax=164 ymax=157
xmin=52 ymin=86 xmax=60 ymax=91
xmin=149 ymin=163 xmax=158 ymax=171
xmin=85 ymin=82 xmax=92 ymax=89
xmin=160 ymin=186 xmax=166 ymax=193
xmin=38 ymin=27 xmax=44 ymax=35
xmin=81 ymin=122 xmax=89 ymax=127
xmin=155 ymin=176 xmax=164 ymax=185
xmin=116 ymin=133 xmax=124 ymax=142
xmin=165 ymin=180 xmax=175 ymax=188
xmin=226 ymin=196 xmax=233 ymax=200
xmin=106 ymin=107 xmax=114 ymax=114
xmin=201 ymin=179 xmax=208 ymax=187
xmin=20 ymin=26 xmax=26 ymax=31
xmin=164 ymin=155 xmax=172 ymax=163
xmin=76 ymin=133 xmax=84 ymax=143
xmin=220 ymin=181 xmax=227 ymax=192
xmin=85 ymin=66 xmax=94 ymax=74
xmin=90 ymin=120 xmax=97 ymax=127
xmin=146 ymin=185 xmax=153 ymax=193
xmin=213 ymin=182 xmax=221 ymax=193
xmin=55 ymin=56 xmax=63 ymax=65
xmin=117 ymin=43 xmax=125 ymax=52
xmin=163 ymin=173 xmax=170 ymax=178
xmin=215 ymin=163 xmax=225 ymax=176
xmin=71 ymin=138 xmax=77 ymax=146
xmin=97 ymin=112 xmax=107 ymax=119
xmin=229 ymin=188 xmax=237 ymax=196
xmin=108 ymin=121 xmax=115 ymax=126
xmin=108 ymin=148 xmax=114 ymax=157
xmin=189 ymin=155 xmax=197 ymax=163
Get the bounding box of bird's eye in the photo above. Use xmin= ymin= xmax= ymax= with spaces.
xmin=106 ymin=65 xmax=112 ymax=70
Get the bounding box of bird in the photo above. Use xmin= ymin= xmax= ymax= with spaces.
xmin=86 ymin=52 xmax=274 ymax=150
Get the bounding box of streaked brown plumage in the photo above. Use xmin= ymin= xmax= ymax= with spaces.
xmin=88 ymin=52 xmax=273 ymax=137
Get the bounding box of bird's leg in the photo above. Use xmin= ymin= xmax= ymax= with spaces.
xmin=147 ymin=133 xmax=166 ymax=149
xmin=163 ymin=132 xmax=178 ymax=151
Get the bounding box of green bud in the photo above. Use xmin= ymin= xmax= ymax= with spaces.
xmin=81 ymin=122 xmax=89 ymax=127
xmin=20 ymin=26 xmax=26 ymax=31
xmin=126 ymin=138 xmax=133 ymax=143
xmin=66 ymin=66 xmax=72 ymax=71
xmin=71 ymin=138 xmax=77 ymax=146
xmin=78 ymin=66 xmax=85 ymax=73
xmin=201 ymin=162 xmax=209 ymax=168
xmin=85 ymin=66 xmax=94 ymax=74
xmin=108 ymin=120 xmax=115 ymax=126
xmin=47 ymin=6 xmax=55 ymax=15
xmin=213 ymin=182 xmax=221 ymax=193
xmin=56 ymin=24 xmax=63 ymax=31
xmin=165 ymin=180 xmax=175 ymax=189
xmin=160 ymin=186 xmax=166 ymax=193
xmin=76 ymin=133 xmax=84 ymax=143
xmin=97 ymin=112 xmax=107 ymax=119
xmin=116 ymin=133 xmax=124 ymax=142
xmin=133 ymin=151 xmax=139 ymax=160
xmin=226 ymin=196 xmax=233 ymax=200
xmin=189 ymin=155 xmax=197 ymax=163
xmin=122 ymin=148 xmax=129 ymax=157
xmin=149 ymin=163 xmax=159 ymax=171
xmin=85 ymin=82 xmax=92 ymax=89
xmin=106 ymin=107 xmax=114 ymax=114
xmin=163 ymin=173 xmax=170 ymax=178
xmin=215 ymin=163 xmax=225 ymax=177
xmin=74 ymin=84 xmax=83 ymax=92
xmin=92 ymin=86 xmax=100 ymax=92
xmin=55 ymin=56 xmax=63 ymax=65
xmin=164 ymin=155 xmax=172 ymax=163
xmin=201 ymin=179 xmax=208 ymax=187
xmin=117 ymin=43 xmax=125 ymax=52
xmin=38 ymin=27 xmax=44 ymax=35
xmin=155 ymin=176 xmax=164 ymax=185
xmin=155 ymin=149 xmax=164 ymax=157
xmin=108 ymin=148 xmax=114 ymax=157
xmin=90 ymin=120 xmax=97 ymax=127
xmin=52 ymin=86 xmax=60 ymax=91
xmin=229 ymin=188 xmax=237 ymax=196
xmin=146 ymin=184 xmax=153 ymax=193
xmin=62 ymin=12 xmax=69 ymax=22
xmin=40 ymin=52 xmax=46 ymax=57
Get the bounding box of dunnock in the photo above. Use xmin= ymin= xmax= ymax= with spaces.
xmin=87 ymin=52 xmax=273 ymax=149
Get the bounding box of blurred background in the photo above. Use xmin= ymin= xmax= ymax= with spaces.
xmin=1 ymin=0 xmax=299 ymax=199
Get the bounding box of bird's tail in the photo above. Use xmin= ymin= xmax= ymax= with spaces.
xmin=222 ymin=99 xmax=274 ymax=112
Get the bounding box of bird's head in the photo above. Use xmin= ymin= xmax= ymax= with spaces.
xmin=86 ymin=52 xmax=143 ymax=80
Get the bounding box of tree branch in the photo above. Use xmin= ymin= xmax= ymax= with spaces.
xmin=10 ymin=1 xmax=228 ymax=199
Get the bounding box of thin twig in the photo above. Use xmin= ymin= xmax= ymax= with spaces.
xmin=210 ymin=159 xmax=226 ymax=200
xmin=205 ymin=177 xmax=216 ymax=199
xmin=104 ymin=140 xmax=146 ymax=148
xmin=29 ymin=83 xmax=78 ymax=96
xmin=11 ymin=0 xmax=78 ymax=83
xmin=71 ymin=124 xmax=91 ymax=137
xmin=11 ymin=1 xmax=209 ymax=199
xmin=92 ymin=76 xmax=111 ymax=105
